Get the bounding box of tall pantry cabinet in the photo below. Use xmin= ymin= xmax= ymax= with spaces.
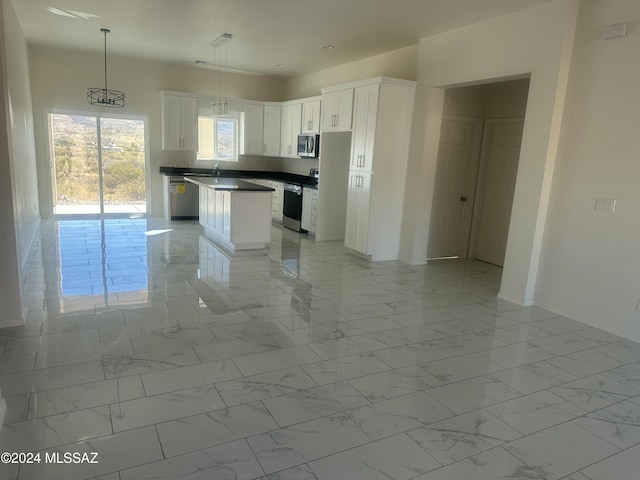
xmin=343 ymin=77 xmax=416 ymax=261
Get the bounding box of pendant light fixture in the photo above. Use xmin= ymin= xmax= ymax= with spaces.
xmin=87 ymin=28 xmax=125 ymax=108
xmin=210 ymin=33 xmax=232 ymax=116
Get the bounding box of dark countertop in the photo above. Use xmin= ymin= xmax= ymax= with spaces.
xmin=184 ymin=176 xmax=275 ymax=192
xmin=159 ymin=167 xmax=318 ymax=189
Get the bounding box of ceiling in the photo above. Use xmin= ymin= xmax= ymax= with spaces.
xmin=11 ymin=0 xmax=555 ymax=79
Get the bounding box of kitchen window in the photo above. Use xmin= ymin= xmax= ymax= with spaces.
xmin=197 ymin=113 xmax=240 ymax=161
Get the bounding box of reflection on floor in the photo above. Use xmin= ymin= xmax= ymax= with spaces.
xmin=53 ymin=203 xmax=147 ymax=215
xmin=0 ymin=218 xmax=638 ymax=479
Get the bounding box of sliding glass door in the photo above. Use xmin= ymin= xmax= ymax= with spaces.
xmin=49 ymin=113 xmax=147 ymax=215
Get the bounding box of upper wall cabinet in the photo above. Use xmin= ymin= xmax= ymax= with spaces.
xmin=263 ymin=103 xmax=282 ymax=156
xmin=281 ymin=102 xmax=302 ymax=158
xmin=350 ymin=84 xmax=379 ymax=173
xmin=161 ymin=91 xmax=198 ymax=151
xmin=301 ymin=98 xmax=322 ymax=134
xmin=240 ymin=102 xmax=264 ymax=156
xmin=321 ymin=88 xmax=353 ymax=132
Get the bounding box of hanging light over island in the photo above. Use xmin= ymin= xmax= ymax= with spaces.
xmin=210 ymin=32 xmax=232 ymax=116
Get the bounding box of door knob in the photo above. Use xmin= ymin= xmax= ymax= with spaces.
xmin=460 ymin=196 xmax=467 ymax=202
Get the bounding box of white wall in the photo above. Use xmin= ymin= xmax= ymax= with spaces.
xmin=443 ymin=78 xmax=530 ymax=118
xmin=284 ymin=45 xmax=417 ymax=99
xmin=0 ymin=0 xmax=40 ymax=326
xmin=399 ymin=0 xmax=579 ymax=308
xmin=28 ymin=46 xmax=287 ymax=217
xmin=535 ymin=0 xmax=640 ymax=341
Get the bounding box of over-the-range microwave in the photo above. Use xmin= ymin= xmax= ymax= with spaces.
xmin=297 ymin=134 xmax=320 ymax=158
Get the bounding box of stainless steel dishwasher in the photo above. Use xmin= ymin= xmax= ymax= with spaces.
xmin=169 ymin=176 xmax=199 ymax=220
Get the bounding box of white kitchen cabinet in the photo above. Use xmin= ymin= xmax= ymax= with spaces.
xmin=241 ymin=102 xmax=264 ymax=155
xmin=263 ymin=104 xmax=282 ymax=156
xmin=343 ymin=77 xmax=416 ymax=261
xmin=301 ymin=98 xmax=321 ymax=134
xmin=350 ymin=84 xmax=379 ymax=172
xmin=302 ymin=187 xmax=318 ymax=233
xmin=213 ymin=190 xmax=231 ymax=242
xmin=321 ymin=88 xmax=353 ymax=132
xmin=280 ymin=102 xmax=302 ymax=158
xmin=161 ymin=91 xmax=198 ymax=151
xmin=195 ymin=181 xmax=272 ymax=251
xmin=270 ymin=181 xmax=284 ymax=221
xmin=344 ymin=172 xmax=371 ymax=253
xmin=206 ymin=188 xmax=216 ymax=229
xmin=199 ymin=183 xmax=208 ymax=227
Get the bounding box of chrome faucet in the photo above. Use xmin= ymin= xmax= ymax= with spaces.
xmin=213 ymin=162 xmax=220 ymax=176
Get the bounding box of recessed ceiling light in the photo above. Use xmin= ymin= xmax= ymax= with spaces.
xmin=275 ymin=64 xmax=285 ymax=68
xmin=321 ymin=44 xmax=335 ymax=49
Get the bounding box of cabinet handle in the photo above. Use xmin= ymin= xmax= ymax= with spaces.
xmin=264 ymin=143 xmax=267 ymax=153
xmin=361 ymin=154 xmax=365 ymax=168
xmin=308 ymin=120 xmax=312 ymax=130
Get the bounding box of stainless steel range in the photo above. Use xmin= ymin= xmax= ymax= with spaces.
xmin=282 ymin=183 xmax=303 ymax=231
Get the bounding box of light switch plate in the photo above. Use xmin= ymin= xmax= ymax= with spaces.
xmin=595 ymin=198 xmax=616 ymax=213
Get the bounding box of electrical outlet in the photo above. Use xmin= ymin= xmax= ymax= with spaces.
xmin=595 ymin=198 xmax=616 ymax=213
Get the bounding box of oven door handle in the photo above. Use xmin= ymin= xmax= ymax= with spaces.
xmin=283 ymin=184 xmax=302 ymax=194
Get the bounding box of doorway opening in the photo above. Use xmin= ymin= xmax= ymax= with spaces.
xmin=48 ymin=112 xmax=148 ymax=216
xmin=427 ymin=78 xmax=530 ymax=268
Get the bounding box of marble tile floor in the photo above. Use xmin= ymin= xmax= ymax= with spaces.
xmin=1 ymin=217 xmax=639 ymax=479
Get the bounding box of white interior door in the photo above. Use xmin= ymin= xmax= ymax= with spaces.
xmin=427 ymin=116 xmax=483 ymax=259
xmin=473 ymin=118 xmax=524 ymax=266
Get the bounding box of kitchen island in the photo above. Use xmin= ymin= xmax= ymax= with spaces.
xmin=185 ymin=177 xmax=275 ymax=251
